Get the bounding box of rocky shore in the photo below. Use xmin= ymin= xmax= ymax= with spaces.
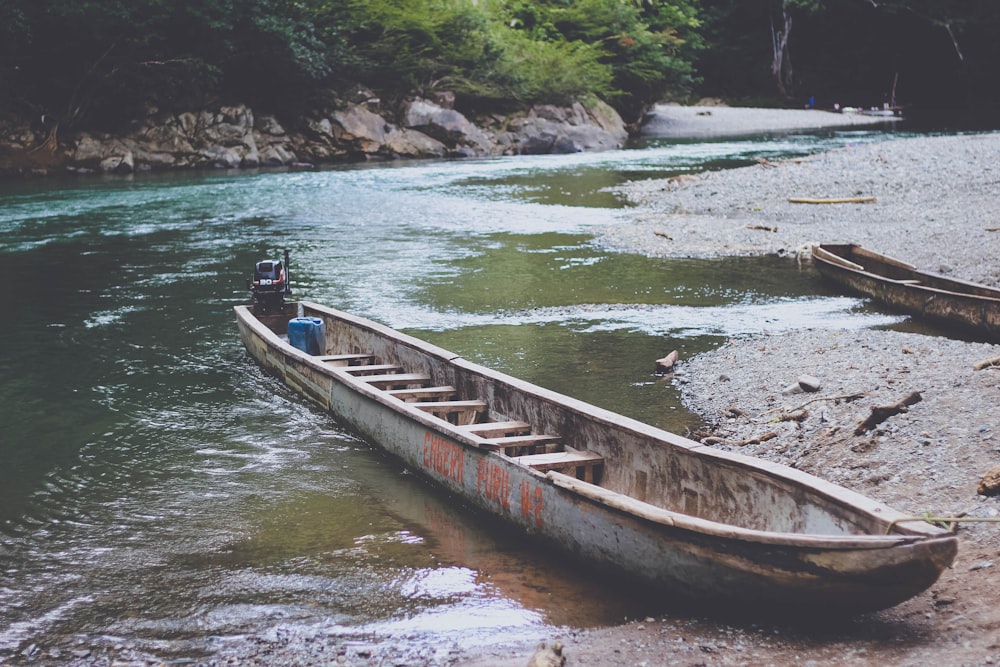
xmin=600 ymin=130 xmax=1000 ymax=286
xmin=0 ymin=100 xmax=900 ymax=179
xmin=0 ymin=95 xmax=628 ymax=177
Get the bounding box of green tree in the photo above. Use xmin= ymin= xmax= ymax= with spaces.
xmin=2 ymin=0 xmax=337 ymax=130
xmin=2 ymin=0 xmax=709 ymax=133
xmin=499 ymin=0 xmax=703 ymax=121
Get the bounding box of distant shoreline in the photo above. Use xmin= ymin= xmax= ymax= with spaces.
xmin=641 ymin=104 xmax=900 ymax=138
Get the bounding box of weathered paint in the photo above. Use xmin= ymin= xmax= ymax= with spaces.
xmin=235 ymin=301 xmax=958 ymax=614
xmin=476 ymin=458 xmax=513 ymax=511
xmin=520 ymin=480 xmax=545 ymax=528
xmin=423 ymin=432 xmax=465 ymax=484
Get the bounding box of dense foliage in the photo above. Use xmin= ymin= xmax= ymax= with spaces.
xmin=1 ymin=0 xmax=998 ymax=133
xmin=697 ymin=0 xmax=1000 ymax=111
xmin=0 ymin=0 xmax=702 ymax=129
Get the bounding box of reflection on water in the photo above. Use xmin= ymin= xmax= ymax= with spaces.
xmin=0 ymin=128 xmax=913 ymax=661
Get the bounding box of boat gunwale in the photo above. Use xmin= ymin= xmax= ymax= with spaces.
xmin=813 ymin=243 xmax=1000 ymax=304
xmin=544 ymin=471 xmax=951 ymax=549
xmin=235 ymin=302 xmax=954 ymax=549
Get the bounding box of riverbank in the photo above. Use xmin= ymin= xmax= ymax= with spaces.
xmin=600 ymin=131 xmax=1000 ymax=286
xmin=572 ymin=130 xmax=1000 ymax=666
xmin=0 ymin=97 xmax=628 ymax=177
xmin=0 ymin=102 xmax=895 ymax=179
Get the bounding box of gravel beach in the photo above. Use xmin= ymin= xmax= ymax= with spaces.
xmin=601 ymin=125 xmax=1000 ymax=288
xmin=575 ymin=115 xmax=1000 ymax=667
xmin=638 ymin=103 xmax=902 ymax=138
xmin=82 ymin=109 xmax=997 ymax=667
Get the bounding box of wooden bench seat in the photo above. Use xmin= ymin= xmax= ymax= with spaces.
xmin=385 ymin=386 xmax=457 ymax=401
xmin=412 ymin=400 xmax=487 ymax=425
xmin=316 ymin=353 xmax=376 ymax=366
xmin=513 ymin=450 xmax=604 ymax=483
xmin=357 ymin=373 xmax=431 ymax=389
xmin=342 ymin=364 xmax=404 ymax=375
xmin=479 ymin=434 xmax=561 ymax=455
xmin=457 ymin=420 xmax=533 ymax=437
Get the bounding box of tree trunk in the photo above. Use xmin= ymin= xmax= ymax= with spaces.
xmin=770 ymin=6 xmax=794 ymax=98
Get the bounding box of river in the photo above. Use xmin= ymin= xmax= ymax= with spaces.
xmin=0 ymin=128 xmax=911 ymax=662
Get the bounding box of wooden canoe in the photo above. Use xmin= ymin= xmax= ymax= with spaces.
xmin=235 ymin=301 xmax=957 ymax=615
xmin=812 ymin=243 xmax=1000 ymax=338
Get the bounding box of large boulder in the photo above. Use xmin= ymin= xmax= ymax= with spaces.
xmin=505 ymin=100 xmax=628 ymax=154
xmin=329 ymin=105 xmax=389 ymax=154
xmin=99 ymin=150 xmax=134 ymax=174
xmin=403 ymin=99 xmax=494 ymax=156
xmin=71 ymin=133 xmax=108 ymax=164
xmin=71 ymin=134 xmax=137 ymax=173
xmin=201 ymin=145 xmax=243 ymax=169
xmin=384 ymin=127 xmax=449 ymax=158
xmin=253 ymin=114 xmax=298 ymax=166
xmin=130 ymin=147 xmax=178 ymax=170
xmin=258 ymin=143 xmax=297 ymax=167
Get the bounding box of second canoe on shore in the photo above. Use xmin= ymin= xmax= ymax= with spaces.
xmin=812 ymin=243 xmax=1000 ymax=339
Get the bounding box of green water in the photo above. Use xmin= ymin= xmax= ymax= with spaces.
xmin=0 ymin=130 xmax=908 ymax=662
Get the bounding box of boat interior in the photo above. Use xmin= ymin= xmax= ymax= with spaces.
xmin=312 ymin=352 xmax=607 ymax=485
xmin=248 ymin=302 xmax=932 ymax=539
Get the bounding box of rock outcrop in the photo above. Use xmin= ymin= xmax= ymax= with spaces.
xmin=2 ymin=96 xmax=629 ymax=177
xmin=501 ymin=100 xmax=629 ymax=154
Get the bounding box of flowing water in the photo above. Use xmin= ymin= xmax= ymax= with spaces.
xmin=0 ymin=129 xmax=912 ymax=661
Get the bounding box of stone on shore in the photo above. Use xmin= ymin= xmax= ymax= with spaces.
xmin=3 ymin=97 xmax=632 ymax=176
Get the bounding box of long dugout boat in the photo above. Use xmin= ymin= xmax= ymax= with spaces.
xmin=235 ymin=300 xmax=957 ymax=615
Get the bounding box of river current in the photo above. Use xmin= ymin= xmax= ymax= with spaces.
xmin=0 ymin=129 xmax=909 ymax=661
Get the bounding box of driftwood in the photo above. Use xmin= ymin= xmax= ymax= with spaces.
xmin=746 ymin=224 xmax=778 ymax=232
xmin=655 ymin=350 xmax=679 ymax=374
xmin=737 ymin=432 xmax=778 ymax=446
xmin=779 ymin=410 xmax=808 ymax=422
xmin=757 ymin=391 xmax=865 ymax=420
xmin=653 ymin=230 xmax=673 ymax=241
xmin=28 ymin=120 xmax=59 ymax=155
xmin=855 ymin=391 xmax=922 ymax=434
xmin=788 ymin=196 xmax=876 ymax=204
xmin=973 ymin=355 xmax=1000 ymax=371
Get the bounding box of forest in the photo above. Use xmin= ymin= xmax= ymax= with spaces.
xmin=1 ymin=0 xmax=997 ymax=132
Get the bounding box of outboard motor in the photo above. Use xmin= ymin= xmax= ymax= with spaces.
xmin=248 ymin=249 xmax=291 ymax=313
